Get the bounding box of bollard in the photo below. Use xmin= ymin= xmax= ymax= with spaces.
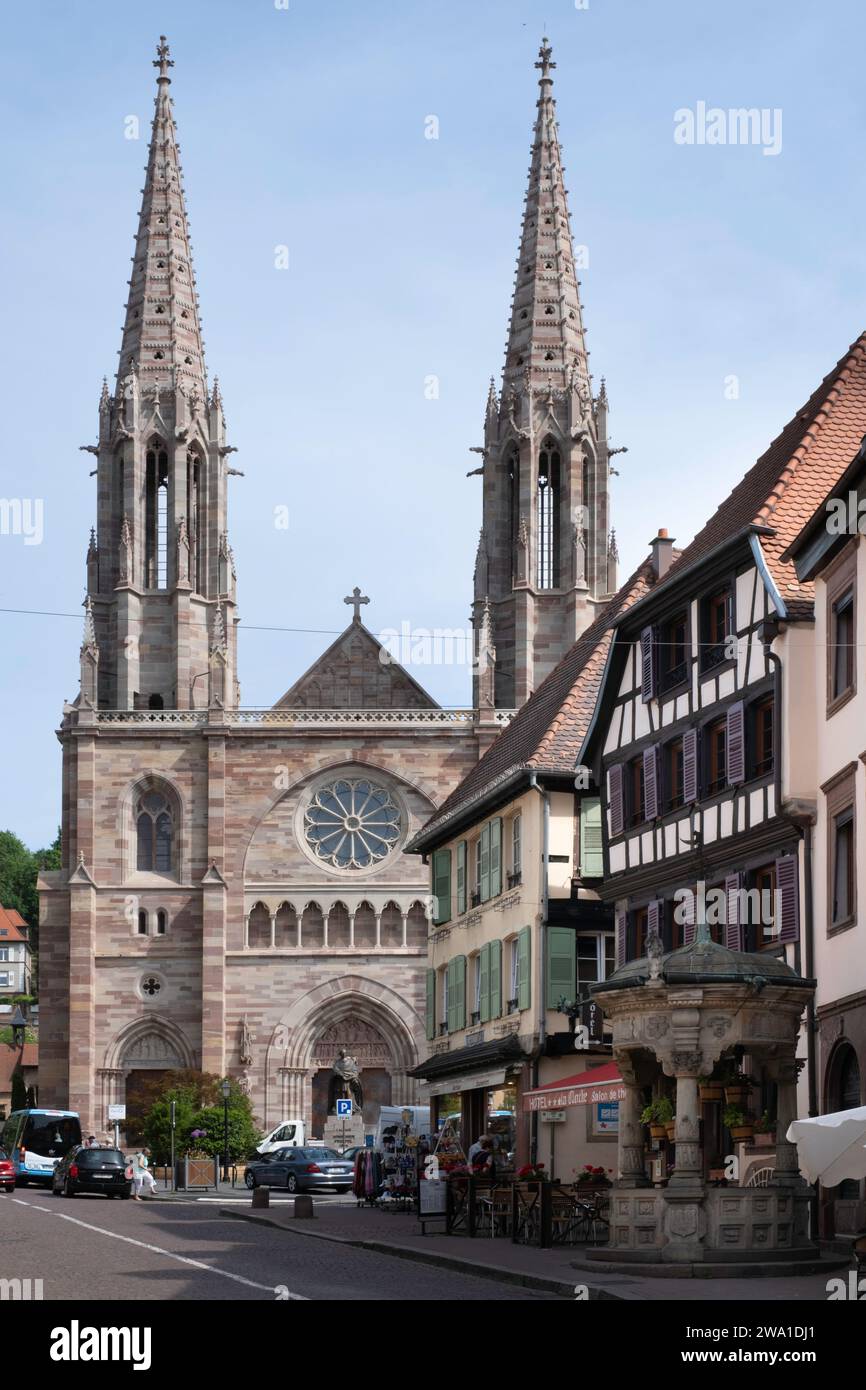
xmin=293 ymin=1195 xmax=315 ymax=1219
xmin=251 ymin=1186 xmax=270 ymax=1209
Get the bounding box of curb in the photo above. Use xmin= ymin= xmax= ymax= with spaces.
xmin=218 ymin=1206 xmax=618 ymax=1299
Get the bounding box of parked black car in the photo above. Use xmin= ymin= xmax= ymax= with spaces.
xmin=51 ymin=1146 xmax=132 ymax=1199
xmin=244 ymin=1146 xmax=354 ymax=1194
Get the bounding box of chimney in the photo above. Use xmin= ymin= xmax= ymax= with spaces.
xmin=649 ymin=528 xmax=675 ymax=580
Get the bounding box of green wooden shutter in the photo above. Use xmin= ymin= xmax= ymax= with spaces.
xmin=546 ymin=927 xmax=576 ymax=1010
xmin=425 ymin=968 xmax=436 ymax=1040
xmin=446 ymin=959 xmax=455 ymax=1034
xmin=579 ymin=797 xmax=603 ymax=878
xmin=490 ymin=817 xmax=502 ymax=897
xmin=454 ymin=954 xmax=466 ymax=1030
xmin=479 ymin=823 xmax=491 ymax=902
xmin=489 ymin=938 xmax=502 ymax=1018
xmin=456 ymin=840 xmax=467 ymax=915
xmin=517 ymin=926 xmax=531 ymax=1011
xmin=432 ymin=848 xmax=451 ymax=924
xmin=479 ymin=942 xmax=491 ymax=1022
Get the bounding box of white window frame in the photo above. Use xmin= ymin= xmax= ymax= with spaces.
xmin=441 ymin=967 xmax=449 ymax=1031
xmin=0 ymin=972 xmax=10 ymax=987
xmin=512 ymin=815 xmax=522 ymax=875
xmin=473 ymin=954 xmax=482 ymax=1017
xmin=0 ymin=948 xmax=8 ymax=962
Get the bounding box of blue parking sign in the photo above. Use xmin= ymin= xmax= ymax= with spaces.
xmin=336 ymin=1099 xmax=353 ymax=1117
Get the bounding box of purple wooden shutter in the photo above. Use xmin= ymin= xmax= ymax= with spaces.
xmin=615 ymin=905 xmax=627 ymax=967
xmin=776 ymin=855 xmax=800 ymax=943
xmin=640 ymin=626 xmax=656 ymax=702
xmin=682 ymin=887 xmax=695 ymax=945
xmin=608 ymin=764 xmax=624 ymax=838
xmin=647 ymin=898 xmax=661 ymax=940
xmin=683 ymin=728 xmax=698 ymax=803
xmin=726 ymin=701 xmax=745 ymax=785
xmin=643 ymin=745 xmax=659 ymax=820
xmin=725 ymin=872 xmax=743 ymax=950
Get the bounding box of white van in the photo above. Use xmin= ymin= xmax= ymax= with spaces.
xmin=256 ymin=1121 xmax=306 ymax=1155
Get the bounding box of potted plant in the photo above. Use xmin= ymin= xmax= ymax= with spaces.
xmin=698 ymin=1074 xmax=724 ymax=1103
xmin=577 ymin=1164 xmax=612 ymax=1187
xmin=754 ymin=1111 xmax=776 ymax=1147
xmin=516 ymin=1162 xmax=547 ymax=1182
xmin=722 ymin=1068 xmax=754 ymax=1105
xmin=665 ymin=1115 xmax=677 ymax=1142
xmin=640 ymin=1097 xmax=673 ymax=1140
xmin=723 ymin=1104 xmax=754 ymax=1141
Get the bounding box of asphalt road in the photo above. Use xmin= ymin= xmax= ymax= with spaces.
xmin=1 ymin=1188 xmax=556 ymax=1301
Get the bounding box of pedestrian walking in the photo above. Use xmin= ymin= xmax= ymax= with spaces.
xmin=131 ymin=1148 xmax=157 ymax=1199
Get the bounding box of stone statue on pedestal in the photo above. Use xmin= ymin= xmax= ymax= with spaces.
xmin=328 ymin=1048 xmax=363 ymax=1114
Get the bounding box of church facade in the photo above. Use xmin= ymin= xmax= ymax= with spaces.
xmin=38 ymin=36 xmax=614 ymax=1138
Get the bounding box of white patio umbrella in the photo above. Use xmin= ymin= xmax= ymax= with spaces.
xmin=786 ymin=1106 xmax=866 ymax=1187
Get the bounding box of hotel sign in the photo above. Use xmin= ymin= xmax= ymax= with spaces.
xmin=524 ymin=1078 xmax=627 ymax=1113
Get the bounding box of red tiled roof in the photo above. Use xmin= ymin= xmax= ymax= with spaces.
xmin=657 ymin=334 xmax=866 ymax=618
xmin=0 ymin=906 xmax=28 ymax=942
xmin=414 ymin=560 xmax=655 ymax=843
xmin=0 ymin=1042 xmax=38 ymax=1093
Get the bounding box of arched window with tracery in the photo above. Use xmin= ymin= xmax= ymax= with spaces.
xmin=136 ymin=791 xmax=174 ymax=872
xmin=145 ymin=437 xmax=169 ymax=589
xmin=508 ymin=446 xmax=521 ymax=582
xmin=537 ymin=436 xmax=561 ymax=589
xmin=186 ymin=447 xmax=202 ymax=594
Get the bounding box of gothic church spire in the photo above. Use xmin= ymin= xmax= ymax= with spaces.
xmin=502 ymin=37 xmax=590 ymax=398
xmin=117 ymin=35 xmax=208 ymax=400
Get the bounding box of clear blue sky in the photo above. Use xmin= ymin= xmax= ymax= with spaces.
xmin=2 ymin=0 xmax=865 ymax=847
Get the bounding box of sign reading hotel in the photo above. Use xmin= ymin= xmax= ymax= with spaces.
xmin=523 ymin=1070 xmax=627 ymax=1113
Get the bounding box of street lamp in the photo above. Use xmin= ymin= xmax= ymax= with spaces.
xmin=220 ymin=1079 xmax=231 ymax=1184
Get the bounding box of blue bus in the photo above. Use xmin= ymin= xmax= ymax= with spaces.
xmin=0 ymin=1109 xmax=82 ymax=1184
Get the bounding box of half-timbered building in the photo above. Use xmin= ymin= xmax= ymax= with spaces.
xmin=580 ymin=335 xmax=866 ymax=1175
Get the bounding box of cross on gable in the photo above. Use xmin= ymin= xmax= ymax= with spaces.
xmin=344 ymin=587 xmax=370 ymax=624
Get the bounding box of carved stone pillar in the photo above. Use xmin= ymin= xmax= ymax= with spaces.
xmin=269 ymin=913 xmax=276 ymax=951
xmin=348 ymin=912 xmax=355 ymax=949
xmin=616 ymin=1058 xmax=650 ymax=1187
xmin=375 ymin=912 xmax=382 ymax=949
xmin=243 ymin=913 xmax=249 ymax=950
xmin=400 ymin=911 xmax=408 ymax=949
xmin=670 ymin=1073 xmax=703 ymax=1188
xmin=773 ymin=1056 xmax=805 ymax=1188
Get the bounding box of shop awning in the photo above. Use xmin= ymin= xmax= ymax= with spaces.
xmin=522 ymin=1062 xmax=625 ymax=1112
xmin=786 ymin=1106 xmax=866 ymax=1187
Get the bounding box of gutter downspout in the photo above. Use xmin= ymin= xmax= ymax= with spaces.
xmin=529 ymin=771 xmax=549 ymax=1168
xmin=761 ymin=622 xmax=818 ymax=1125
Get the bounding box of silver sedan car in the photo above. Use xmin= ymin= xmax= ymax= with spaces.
xmin=245 ymin=1146 xmax=354 ymax=1194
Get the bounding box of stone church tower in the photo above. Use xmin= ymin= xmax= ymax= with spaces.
xmin=473 ymin=38 xmax=617 ymax=710
xmin=38 ymin=36 xmax=605 ymax=1140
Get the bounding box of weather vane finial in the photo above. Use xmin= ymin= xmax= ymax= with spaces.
xmin=154 ymin=35 xmax=174 ymax=82
xmin=535 ymin=36 xmax=555 ymax=83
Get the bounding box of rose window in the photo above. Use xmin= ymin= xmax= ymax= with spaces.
xmin=304 ymin=779 xmax=401 ymax=869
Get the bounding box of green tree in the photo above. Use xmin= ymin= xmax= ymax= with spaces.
xmin=140 ymin=1072 xmax=261 ymax=1163
xmin=0 ymin=831 xmax=38 ymax=928
xmin=0 ymin=825 xmax=60 ymax=983
xmin=190 ymin=1091 xmax=261 ymax=1164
